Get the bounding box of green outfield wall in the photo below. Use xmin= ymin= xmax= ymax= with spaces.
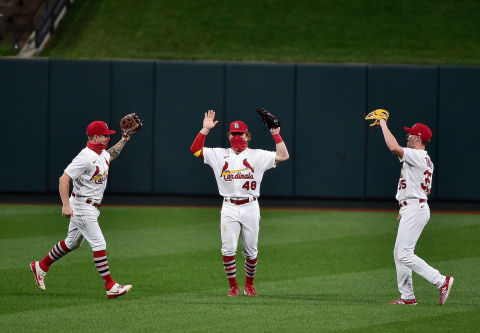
xmin=1 ymin=59 xmax=478 ymax=201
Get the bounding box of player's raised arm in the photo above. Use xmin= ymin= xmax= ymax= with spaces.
xmin=59 ymin=172 xmax=73 ymax=218
xmin=108 ymin=135 xmax=130 ymax=162
xmin=270 ymin=127 xmax=289 ymax=163
xmin=190 ymin=110 xmax=219 ymax=158
xmin=379 ymin=119 xmax=404 ymax=158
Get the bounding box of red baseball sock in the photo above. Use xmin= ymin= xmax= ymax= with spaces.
xmin=93 ymin=250 xmax=115 ymax=290
xmin=39 ymin=240 xmax=72 ymax=272
xmin=222 ymin=255 xmax=237 ymax=287
xmin=245 ymin=257 xmax=258 ymax=286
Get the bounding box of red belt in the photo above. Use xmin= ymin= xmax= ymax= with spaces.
xmin=72 ymin=192 xmax=101 ymax=207
xmin=399 ymin=199 xmax=426 ymax=208
xmin=225 ymin=197 xmax=257 ymax=205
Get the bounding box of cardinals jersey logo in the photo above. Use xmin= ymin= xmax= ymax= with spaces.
xmin=90 ymin=165 xmax=109 ymax=184
xmin=219 ymin=159 xmax=254 ymax=181
xmin=220 ymin=162 xmax=229 ymax=178
xmin=243 ymin=159 xmax=254 ymax=173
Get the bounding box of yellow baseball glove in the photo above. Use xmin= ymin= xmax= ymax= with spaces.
xmin=365 ymin=109 xmax=389 ymax=127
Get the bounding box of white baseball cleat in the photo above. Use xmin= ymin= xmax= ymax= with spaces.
xmin=106 ymin=282 xmax=133 ymax=299
xmin=30 ymin=261 xmax=47 ymax=291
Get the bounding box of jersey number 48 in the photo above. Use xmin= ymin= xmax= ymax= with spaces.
xmin=242 ymin=181 xmax=257 ymax=191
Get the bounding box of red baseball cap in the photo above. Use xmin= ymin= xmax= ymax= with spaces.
xmin=229 ymin=120 xmax=248 ymax=133
xmin=86 ymin=121 xmax=116 ymax=136
xmin=404 ymin=123 xmax=432 ymax=142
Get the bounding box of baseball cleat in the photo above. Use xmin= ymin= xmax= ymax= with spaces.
xmin=244 ymin=285 xmax=257 ymax=296
xmin=439 ymin=276 xmax=454 ymax=305
xmin=106 ymin=282 xmax=132 ymax=299
xmin=228 ymin=285 xmax=239 ymax=297
xmin=30 ymin=261 xmax=47 ymax=291
xmin=389 ymin=298 xmax=417 ymax=305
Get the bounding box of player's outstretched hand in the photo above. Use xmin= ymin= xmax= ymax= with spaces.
xmin=62 ymin=205 xmax=73 ymax=219
xmin=270 ymin=127 xmax=280 ymax=135
xmin=203 ymin=110 xmax=219 ymax=131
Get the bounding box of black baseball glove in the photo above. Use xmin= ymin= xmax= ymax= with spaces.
xmin=256 ymin=107 xmax=280 ymax=129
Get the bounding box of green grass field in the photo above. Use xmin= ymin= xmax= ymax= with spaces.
xmin=40 ymin=0 xmax=480 ymax=64
xmin=1 ymin=204 xmax=479 ymax=332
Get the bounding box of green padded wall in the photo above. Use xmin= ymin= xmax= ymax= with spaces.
xmin=2 ymin=58 xmax=480 ymax=202
xmin=295 ymin=64 xmax=367 ymax=198
xmin=108 ymin=60 xmax=155 ymax=193
xmin=0 ymin=59 xmax=49 ymax=192
xmin=153 ymin=61 xmax=225 ymax=195
xmin=438 ymin=66 xmax=480 ymax=200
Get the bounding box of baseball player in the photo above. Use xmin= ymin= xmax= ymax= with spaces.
xmin=30 ymin=120 xmax=134 ymax=298
xmin=376 ymin=116 xmax=454 ymax=305
xmin=190 ymin=110 xmax=289 ymax=296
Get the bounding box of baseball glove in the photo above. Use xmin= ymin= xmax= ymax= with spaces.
xmin=365 ymin=109 xmax=389 ymax=127
xmin=120 ymin=113 xmax=143 ymax=137
xmin=256 ymin=107 xmax=280 ymax=129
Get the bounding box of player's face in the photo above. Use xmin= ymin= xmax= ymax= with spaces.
xmin=229 ymin=132 xmax=248 ymax=141
xmin=406 ymin=133 xmax=419 ymax=148
xmin=93 ymin=134 xmax=110 ymax=145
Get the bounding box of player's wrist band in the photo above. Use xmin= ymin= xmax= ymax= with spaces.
xmin=272 ymin=133 xmax=283 ymax=144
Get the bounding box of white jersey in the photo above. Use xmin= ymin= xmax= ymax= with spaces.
xmin=396 ymin=147 xmax=434 ymax=201
xmin=203 ymin=147 xmax=276 ymax=197
xmin=65 ymin=147 xmax=110 ymax=204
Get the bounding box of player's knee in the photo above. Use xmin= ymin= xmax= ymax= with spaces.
xmin=91 ymin=241 xmax=106 ymax=252
xmin=65 ymin=237 xmax=82 ymax=250
xmin=398 ymin=249 xmax=413 ymax=264
xmin=243 ymin=247 xmax=258 ymax=260
xmin=221 ymin=248 xmax=236 ymax=257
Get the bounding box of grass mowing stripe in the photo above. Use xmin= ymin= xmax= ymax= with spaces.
xmin=1 ymin=258 xmax=478 ymax=331
xmin=1 ymin=205 xmax=479 ymax=331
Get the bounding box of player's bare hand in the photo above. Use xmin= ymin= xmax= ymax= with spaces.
xmin=270 ymin=127 xmax=280 ymax=135
xmin=121 ymin=132 xmax=131 ymax=141
xmin=62 ymin=205 xmax=73 ymax=219
xmin=397 ymin=214 xmax=401 ymax=222
xmin=202 ymin=110 xmax=219 ymax=131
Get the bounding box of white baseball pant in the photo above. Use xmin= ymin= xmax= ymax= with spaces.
xmin=394 ymin=201 xmax=445 ymax=299
xmin=220 ymin=200 xmax=260 ymax=260
xmin=64 ymin=208 xmax=107 ymax=252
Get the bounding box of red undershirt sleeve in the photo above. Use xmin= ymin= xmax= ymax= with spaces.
xmin=190 ymin=132 xmax=206 ymax=159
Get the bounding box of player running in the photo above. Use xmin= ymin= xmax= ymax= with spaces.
xmin=190 ymin=110 xmax=289 ymax=296
xmin=367 ymin=110 xmax=453 ymax=305
xmin=30 ymin=120 xmax=137 ymax=298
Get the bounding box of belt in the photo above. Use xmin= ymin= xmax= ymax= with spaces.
xmin=224 ymin=197 xmax=257 ymax=205
xmin=72 ymin=192 xmax=101 ymax=207
xmin=399 ymin=199 xmax=426 ymax=208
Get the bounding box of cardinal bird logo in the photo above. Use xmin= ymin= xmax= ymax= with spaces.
xmin=243 ymin=159 xmax=254 ymax=173
xmin=220 ymin=161 xmax=229 ymax=177
xmin=90 ymin=166 xmax=100 ymax=180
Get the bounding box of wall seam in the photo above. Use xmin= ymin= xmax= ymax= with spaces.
xmin=435 ymin=65 xmax=441 ymax=199
xmin=152 ymin=62 xmax=157 ymax=193
xmin=363 ymin=65 xmax=369 ymax=199
xmin=292 ymin=64 xmax=298 ymax=197
xmin=46 ymin=59 xmax=51 ymax=191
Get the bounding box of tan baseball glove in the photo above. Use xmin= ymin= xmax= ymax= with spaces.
xmin=120 ymin=113 xmax=143 ymax=137
xmin=365 ymin=109 xmax=389 ymax=127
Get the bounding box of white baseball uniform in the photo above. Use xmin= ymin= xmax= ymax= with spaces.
xmin=394 ymin=147 xmax=445 ymax=300
xmin=203 ymin=147 xmax=276 ymax=259
xmin=63 ymin=148 xmax=111 ymax=251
